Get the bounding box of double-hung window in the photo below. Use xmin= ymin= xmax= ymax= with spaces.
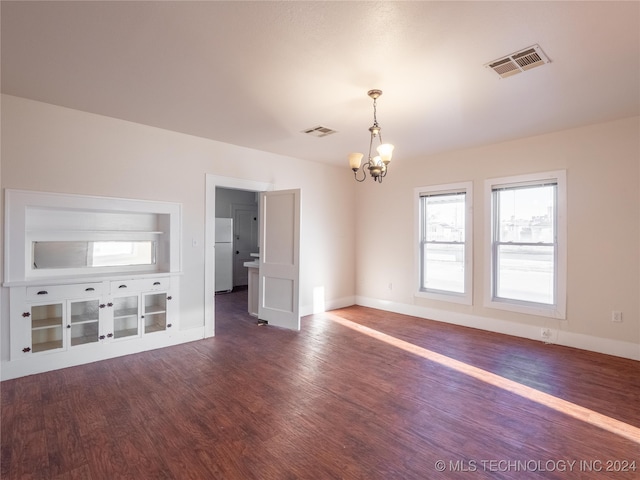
xmin=485 ymin=171 xmax=566 ymax=318
xmin=416 ymin=182 xmax=472 ymax=304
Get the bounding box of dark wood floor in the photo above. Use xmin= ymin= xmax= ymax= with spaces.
xmin=2 ymin=288 xmax=639 ymax=479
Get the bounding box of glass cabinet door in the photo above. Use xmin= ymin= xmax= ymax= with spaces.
xmin=143 ymin=293 xmax=167 ymax=334
xmin=30 ymin=303 xmax=64 ymax=353
xmin=69 ymin=299 xmax=100 ymax=346
xmin=112 ymin=295 xmax=139 ymax=339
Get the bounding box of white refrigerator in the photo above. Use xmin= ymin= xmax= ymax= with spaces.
xmin=215 ymin=218 xmax=233 ymax=292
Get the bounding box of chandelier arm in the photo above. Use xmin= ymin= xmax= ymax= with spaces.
xmin=353 ymin=167 xmax=366 ymax=182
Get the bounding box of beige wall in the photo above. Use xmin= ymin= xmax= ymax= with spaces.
xmin=0 ymin=95 xmax=357 ymax=361
xmin=354 ymin=116 xmax=640 ymax=359
xmin=3 ymin=94 xmax=638 ymax=361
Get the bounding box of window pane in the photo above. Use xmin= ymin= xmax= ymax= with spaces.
xmin=424 ymin=194 xmax=465 ymax=242
xmin=423 ymin=243 xmax=465 ymax=293
xmin=92 ymin=241 xmax=155 ymax=267
xmin=496 ymin=185 xmax=555 ymax=243
xmin=496 ymin=244 xmax=554 ymax=304
xmin=33 ymin=240 xmax=156 ymax=269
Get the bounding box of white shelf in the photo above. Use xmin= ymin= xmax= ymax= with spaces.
xmin=70 ymin=315 xmax=99 ymax=325
xmin=144 ymin=306 xmax=166 ymax=315
xmin=114 ymin=308 xmax=138 ymax=319
xmin=32 ymin=317 xmax=63 ymax=330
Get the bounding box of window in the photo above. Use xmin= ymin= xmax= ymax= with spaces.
xmin=416 ymin=182 xmax=472 ymax=304
xmin=485 ymin=171 xmax=566 ymax=318
xmin=32 ymin=241 xmax=156 ymax=269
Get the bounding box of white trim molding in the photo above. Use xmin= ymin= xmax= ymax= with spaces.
xmin=355 ymin=296 xmax=639 ymax=361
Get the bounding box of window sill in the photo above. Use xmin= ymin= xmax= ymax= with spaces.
xmin=415 ymin=290 xmax=472 ymax=305
xmin=485 ymin=298 xmax=566 ymax=319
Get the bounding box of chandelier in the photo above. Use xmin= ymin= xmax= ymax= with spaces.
xmin=348 ymin=89 xmax=395 ymax=183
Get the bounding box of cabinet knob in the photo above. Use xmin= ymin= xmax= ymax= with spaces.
xmin=118 ymin=285 xmax=127 ymax=289
xmin=36 ymin=290 xmax=48 ymax=295
xmin=67 ymin=325 xmax=71 ymax=329
xmin=99 ymin=335 xmax=105 ymax=340
xmin=99 ymin=304 xmax=106 ymax=309
xmin=107 ymin=333 xmax=113 ymax=338
xmin=85 ymin=287 xmax=95 ymax=292
xmin=22 ymin=347 xmax=31 ymax=353
xmin=167 ymin=296 xmax=173 ymax=301
xmin=22 ymin=312 xmax=31 ymax=318
xmin=107 ymin=302 xmax=113 ymax=307
xmin=153 ymin=281 xmax=161 ymax=286
xmin=167 ymin=323 xmax=172 ymax=328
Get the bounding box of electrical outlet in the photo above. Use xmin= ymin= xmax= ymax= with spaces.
xmin=541 ymin=328 xmax=552 ymax=340
xmin=612 ymin=311 xmax=623 ymax=323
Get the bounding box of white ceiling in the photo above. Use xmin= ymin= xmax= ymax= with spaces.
xmin=2 ymin=1 xmax=639 ymax=167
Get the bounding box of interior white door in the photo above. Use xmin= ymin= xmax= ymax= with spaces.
xmin=258 ymin=189 xmax=300 ymax=330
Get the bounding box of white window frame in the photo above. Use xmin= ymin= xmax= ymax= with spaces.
xmin=415 ymin=181 xmax=473 ymax=305
xmin=484 ymin=170 xmax=567 ymax=319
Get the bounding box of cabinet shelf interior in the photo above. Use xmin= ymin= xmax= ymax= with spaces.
xmin=32 ymin=340 xmax=63 ymax=353
xmin=70 ymin=316 xmax=99 ymax=325
xmin=113 ymin=308 xmax=138 ymax=319
xmin=114 ymin=327 xmax=138 ymax=339
xmin=71 ymin=334 xmax=99 ymax=346
xmin=32 ymin=317 xmax=63 ymax=330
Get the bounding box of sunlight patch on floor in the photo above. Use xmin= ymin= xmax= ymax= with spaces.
xmin=325 ymin=312 xmax=640 ymax=445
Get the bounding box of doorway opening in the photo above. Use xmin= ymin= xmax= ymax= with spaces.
xmin=205 ymin=175 xmax=273 ymax=337
xmin=214 ymin=187 xmax=259 ymax=292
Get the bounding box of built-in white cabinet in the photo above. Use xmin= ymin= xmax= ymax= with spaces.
xmin=16 ymin=282 xmax=105 ymax=356
xmin=3 ymin=190 xmax=183 ymax=378
xmin=9 ymin=276 xmax=177 ymax=361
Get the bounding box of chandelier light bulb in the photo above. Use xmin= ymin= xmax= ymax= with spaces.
xmin=377 ymin=143 xmax=394 ymax=164
xmin=348 ymin=152 xmax=364 ymax=170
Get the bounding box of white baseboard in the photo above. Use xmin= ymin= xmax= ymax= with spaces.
xmin=300 ymin=295 xmax=356 ymax=317
xmin=355 ymin=296 xmax=640 ymax=361
xmin=0 ymin=327 xmax=205 ymax=381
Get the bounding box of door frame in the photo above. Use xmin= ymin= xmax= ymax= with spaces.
xmin=205 ymin=175 xmax=273 ymax=337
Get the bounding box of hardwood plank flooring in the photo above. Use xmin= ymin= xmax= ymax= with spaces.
xmin=2 ymin=288 xmax=639 ymax=479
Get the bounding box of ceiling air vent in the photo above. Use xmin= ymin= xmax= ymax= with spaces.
xmin=302 ymin=125 xmax=337 ymax=138
xmin=485 ymin=44 xmax=550 ymax=78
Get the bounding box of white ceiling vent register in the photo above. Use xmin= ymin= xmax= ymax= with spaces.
xmin=302 ymin=125 xmax=337 ymax=137
xmin=485 ymin=44 xmax=550 ymax=78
